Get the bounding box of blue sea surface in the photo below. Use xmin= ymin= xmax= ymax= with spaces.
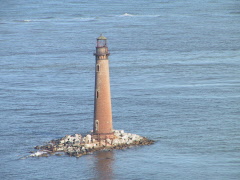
xmin=0 ymin=0 xmax=240 ymax=179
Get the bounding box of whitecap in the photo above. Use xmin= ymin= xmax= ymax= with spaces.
xmin=120 ymin=13 xmax=134 ymax=17
xmin=73 ymin=17 xmax=96 ymax=22
xmin=23 ymin=20 xmax=31 ymax=22
xmin=14 ymin=19 xmax=32 ymax=23
xmin=119 ymin=13 xmax=160 ymax=18
xmin=29 ymin=150 xmax=48 ymax=157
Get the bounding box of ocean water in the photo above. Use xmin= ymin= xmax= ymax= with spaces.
xmin=0 ymin=0 xmax=240 ymax=179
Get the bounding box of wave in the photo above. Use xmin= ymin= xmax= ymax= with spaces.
xmin=120 ymin=13 xmax=134 ymax=17
xmin=14 ymin=19 xmax=32 ymax=22
xmin=118 ymin=13 xmax=160 ymax=18
xmin=10 ymin=14 xmax=160 ymax=25
xmin=12 ymin=17 xmax=96 ymax=23
xmin=73 ymin=17 xmax=96 ymax=22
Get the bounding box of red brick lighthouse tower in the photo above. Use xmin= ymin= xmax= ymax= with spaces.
xmin=93 ymin=35 xmax=114 ymax=140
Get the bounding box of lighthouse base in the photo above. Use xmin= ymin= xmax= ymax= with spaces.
xmin=92 ymin=132 xmax=115 ymax=141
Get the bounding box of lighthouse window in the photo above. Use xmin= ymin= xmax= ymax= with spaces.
xmin=95 ymin=120 xmax=99 ymax=131
xmin=96 ymin=64 xmax=100 ymax=72
xmin=96 ymin=91 xmax=99 ymax=98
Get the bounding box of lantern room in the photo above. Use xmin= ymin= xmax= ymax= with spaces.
xmin=94 ymin=34 xmax=110 ymax=57
xmin=96 ymin=34 xmax=107 ymax=47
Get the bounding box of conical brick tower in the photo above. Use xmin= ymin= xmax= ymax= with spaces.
xmin=93 ymin=35 xmax=114 ymax=140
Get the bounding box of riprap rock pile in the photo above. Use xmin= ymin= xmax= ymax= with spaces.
xmin=31 ymin=130 xmax=154 ymax=157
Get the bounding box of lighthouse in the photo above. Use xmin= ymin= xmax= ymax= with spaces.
xmin=93 ymin=35 xmax=114 ymax=140
xmin=31 ymin=35 xmax=154 ymax=157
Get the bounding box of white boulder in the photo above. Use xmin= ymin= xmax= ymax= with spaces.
xmin=85 ymin=134 xmax=92 ymax=144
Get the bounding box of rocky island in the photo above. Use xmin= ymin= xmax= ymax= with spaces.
xmin=30 ymin=130 xmax=154 ymax=157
